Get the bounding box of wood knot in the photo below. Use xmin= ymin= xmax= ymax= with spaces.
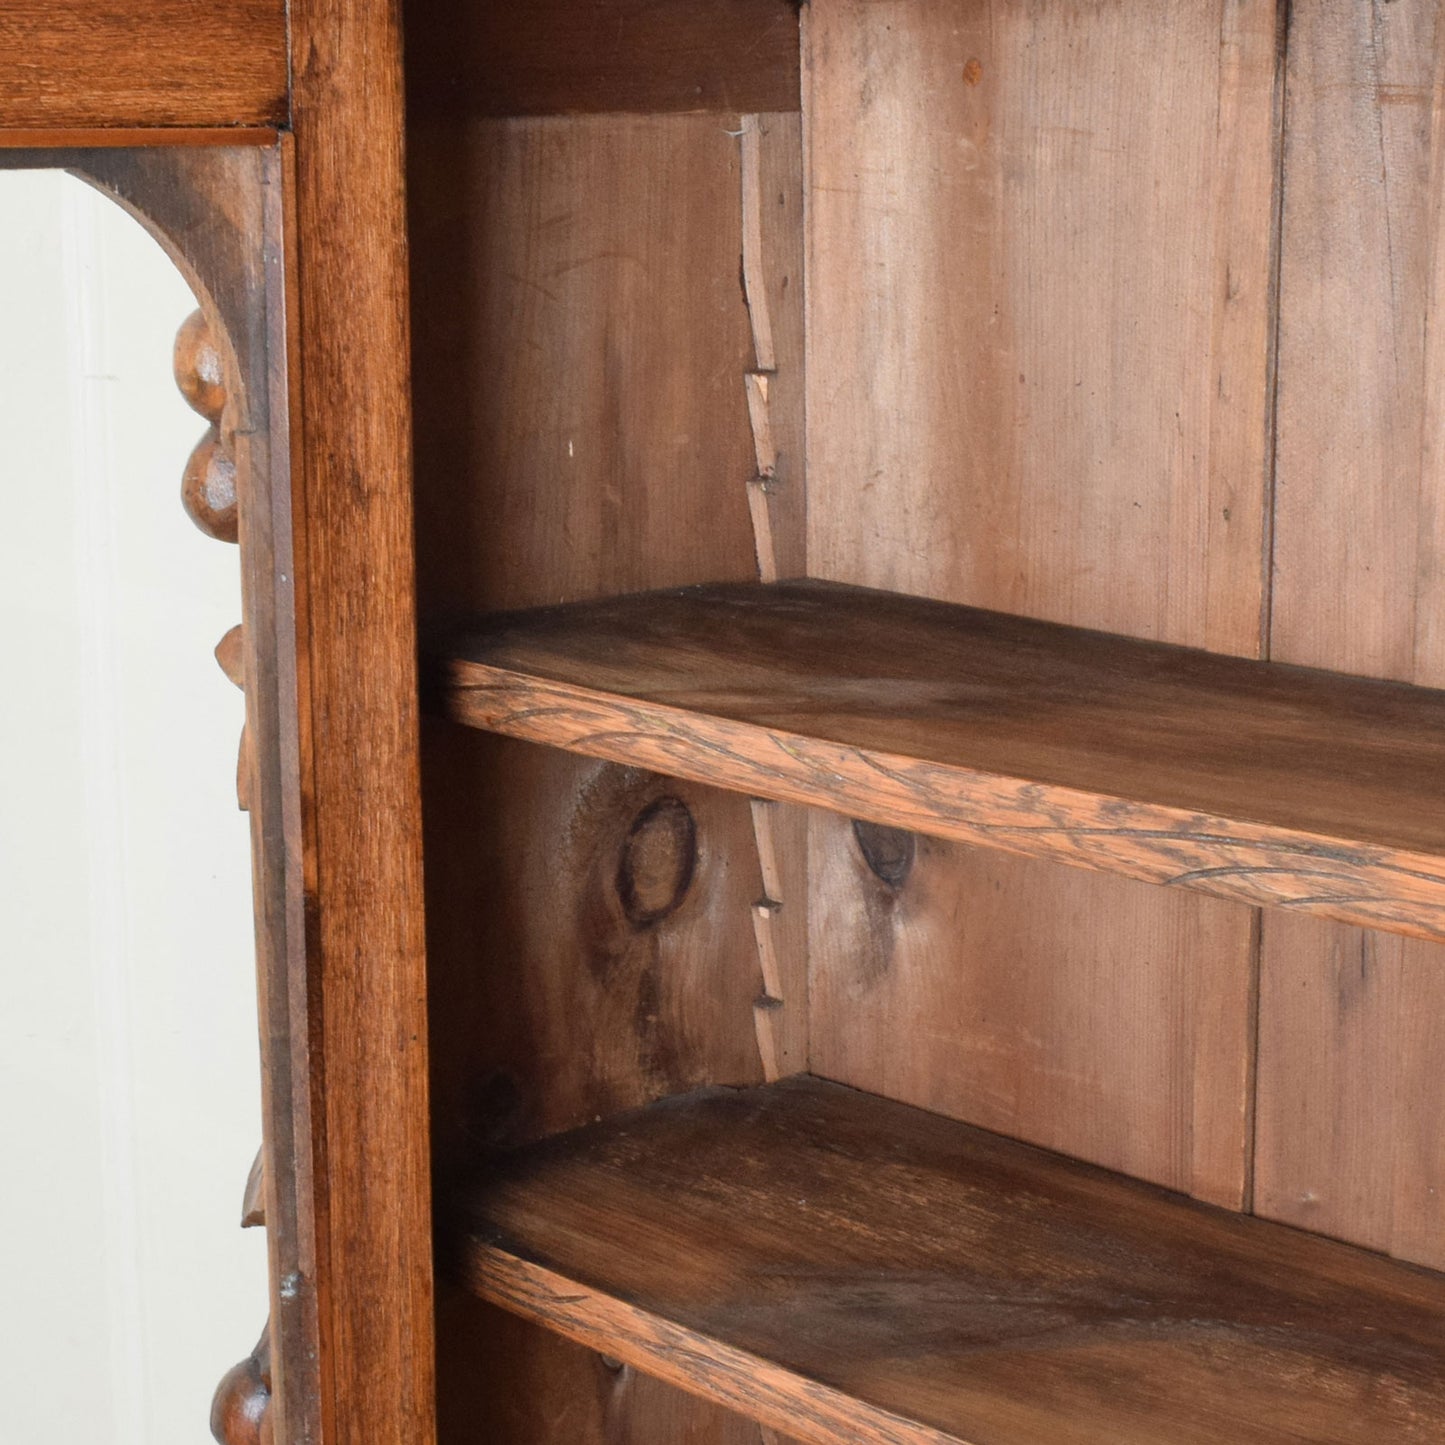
xmin=617 ymin=796 xmax=697 ymax=927
xmin=853 ymin=819 xmax=916 ymax=889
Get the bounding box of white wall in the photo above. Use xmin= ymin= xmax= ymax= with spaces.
xmin=0 ymin=170 xmax=268 ymax=1442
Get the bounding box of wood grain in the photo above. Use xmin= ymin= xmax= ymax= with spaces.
xmin=0 ymin=2 xmax=286 ymax=131
xmin=806 ymin=813 xmax=1256 ymax=1205
xmin=432 ymin=579 xmax=1445 ymax=942
xmin=435 ymin=1285 xmax=799 ymax=1445
xmin=407 ymin=109 xmax=806 ymax=1440
xmin=804 ymin=0 xmax=1279 ymax=648
xmin=0 ymin=127 xmax=279 ymax=150
xmin=404 ymin=0 xmax=800 ymax=119
xmin=800 ymin=0 xmax=1280 ymax=1202
xmin=455 ymin=1076 xmax=1445 ymax=1445
xmin=742 ymin=112 xmax=806 ymax=581
xmin=1256 ymin=0 xmax=1445 ymax=1270
xmin=288 ymin=0 xmax=436 ymax=1439
xmin=408 ymin=113 xmax=761 ymax=619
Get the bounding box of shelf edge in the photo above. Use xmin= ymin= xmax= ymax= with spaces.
xmin=463 ymin=1244 xmax=968 ymax=1445
xmin=436 ymin=659 xmax=1445 ymax=942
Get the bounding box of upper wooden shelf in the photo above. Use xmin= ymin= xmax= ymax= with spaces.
xmin=454 ymin=1075 xmax=1445 ymax=1445
xmin=430 ymin=579 xmax=1445 ymax=941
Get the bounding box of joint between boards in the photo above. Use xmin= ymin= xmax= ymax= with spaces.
xmin=749 ymin=798 xmax=787 ymax=1081
xmin=740 ymin=116 xmax=782 ymax=583
xmin=738 ymin=121 xmax=799 ymax=1079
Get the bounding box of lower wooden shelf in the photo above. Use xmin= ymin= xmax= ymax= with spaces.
xmin=452 ymin=1076 xmax=1445 ymax=1445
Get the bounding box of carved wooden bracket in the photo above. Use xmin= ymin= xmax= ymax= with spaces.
xmin=177 ymin=302 xmax=267 ymax=1439
xmin=176 ymin=309 xmax=252 ymax=813
xmin=0 ymin=145 xmax=318 ymax=1445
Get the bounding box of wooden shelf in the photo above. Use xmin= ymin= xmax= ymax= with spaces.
xmin=453 ymin=1076 xmax=1445 ymax=1445
xmin=430 ymin=580 xmax=1445 ymax=940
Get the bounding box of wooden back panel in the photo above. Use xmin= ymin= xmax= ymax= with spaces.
xmin=803 ymin=0 xmax=1280 ymax=1207
xmin=805 ymin=0 xmax=1445 ymax=1269
xmin=1255 ymin=0 xmax=1445 ymax=1270
xmin=408 ymin=109 xmax=809 ymax=1442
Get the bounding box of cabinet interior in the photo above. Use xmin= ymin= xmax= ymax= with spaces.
xmin=404 ymin=2 xmax=1445 ymax=1441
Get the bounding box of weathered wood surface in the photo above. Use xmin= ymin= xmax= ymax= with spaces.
xmin=456 ymin=1076 xmax=1445 ymax=1445
xmin=408 ymin=113 xmax=763 ymax=618
xmin=408 ymin=108 xmax=805 ymax=1440
xmin=801 ymin=0 xmax=1279 ymax=1204
xmin=1255 ymin=0 xmax=1445 ymax=1269
xmin=0 ymin=1 xmax=286 ymax=132
xmin=433 ymin=579 xmax=1445 ymax=941
xmin=404 ymin=0 xmax=800 ymax=118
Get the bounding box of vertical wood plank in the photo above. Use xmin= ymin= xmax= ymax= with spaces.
xmin=738 ymin=112 xmax=811 ymax=1087
xmin=408 ymin=112 xmax=809 ymax=1440
xmin=804 ymin=0 xmax=1280 ymax=1203
xmin=806 ymin=0 xmax=1279 ymax=650
xmin=748 ymin=112 xmax=807 ymax=581
xmin=808 ymin=818 xmax=1259 ymax=1206
xmin=1257 ymin=0 xmax=1445 ymax=1270
xmin=409 ymin=115 xmax=758 ymax=617
xmin=287 ymin=1 xmax=437 ymax=1439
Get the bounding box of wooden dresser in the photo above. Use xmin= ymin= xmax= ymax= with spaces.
xmin=10 ymin=3 xmax=1445 ymax=1442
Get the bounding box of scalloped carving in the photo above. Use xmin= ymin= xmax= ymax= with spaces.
xmin=174 ymin=307 xmax=239 ymax=542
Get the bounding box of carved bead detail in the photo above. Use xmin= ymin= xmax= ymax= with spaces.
xmin=183 ymin=431 xmax=240 ymax=543
xmin=215 ymin=624 xmax=246 ymax=689
xmin=215 ymin=624 xmax=251 ymax=810
xmin=174 ymin=308 xmax=239 ymax=543
xmin=210 ymin=1323 xmax=273 ymax=1445
xmin=173 ymin=307 xmax=227 ymax=424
